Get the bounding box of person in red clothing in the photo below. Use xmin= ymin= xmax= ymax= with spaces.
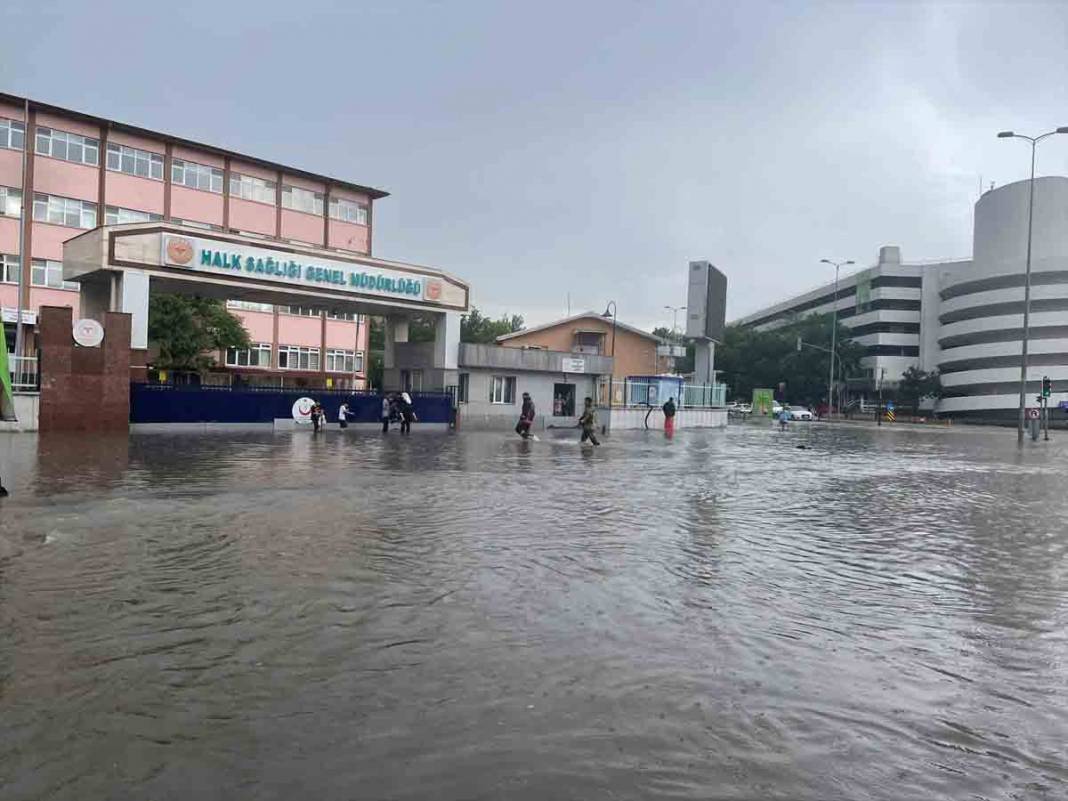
xmin=662 ymin=396 xmax=677 ymax=438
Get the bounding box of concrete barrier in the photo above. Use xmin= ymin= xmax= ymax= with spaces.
xmin=0 ymin=394 xmax=40 ymax=432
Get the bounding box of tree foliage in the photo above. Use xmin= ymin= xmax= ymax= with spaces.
xmin=715 ymin=314 xmax=864 ymax=405
xmin=897 ymin=366 xmax=942 ymax=411
xmin=461 ymin=307 xmax=524 ymax=343
xmin=147 ymin=294 xmax=250 ymax=371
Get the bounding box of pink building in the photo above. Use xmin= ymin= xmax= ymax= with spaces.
xmin=0 ymin=92 xmax=382 ymax=388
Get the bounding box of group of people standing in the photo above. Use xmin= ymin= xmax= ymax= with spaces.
xmin=381 ymin=392 xmax=417 ymax=434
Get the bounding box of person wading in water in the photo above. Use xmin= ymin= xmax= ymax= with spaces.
xmin=662 ymin=396 xmax=677 ymax=438
xmin=515 ymin=392 xmax=535 ymax=439
xmin=578 ymin=397 xmax=600 ymax=446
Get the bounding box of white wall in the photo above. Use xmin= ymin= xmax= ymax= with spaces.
xmin=458 ymin=369 xmax=597 ymax=430
xmin=0 ymin=394 xmax=39 ymax=432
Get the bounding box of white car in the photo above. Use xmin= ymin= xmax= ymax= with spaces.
xmin=786 ymin=405 xmax=813 ymax=421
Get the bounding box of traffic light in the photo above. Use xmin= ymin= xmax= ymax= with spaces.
xmin=1042 ymin=376 xmax=1052 ymax=398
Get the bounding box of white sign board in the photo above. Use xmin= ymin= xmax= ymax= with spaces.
xmin=1 ymin=308 xmax=37 ymax=325
xmin=161 ymin=234 xmax=465 ymax=310
xmin=1026 ymin=408 xmax=1040 ymax=420
xmin=73 ymin=318 xmax=104 ymax=348
xmin=292 ymin=397 xmax=316 ymax=424
xmin=561 ymin=357 xmax=586 ymax=373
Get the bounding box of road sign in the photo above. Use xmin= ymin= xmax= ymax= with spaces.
xmin=1026 ymin=408 xmax=1041 ymax=420
xmin=885 ymin=409 xmax=895 ymax=422
xmin=886 ymin=401 xmax=895 ymax=411
xmin=1059 ymin=400 xmax=1068 ymax=411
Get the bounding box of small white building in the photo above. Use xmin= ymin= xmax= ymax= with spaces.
xmin=456 ymin=343 xmax=610 ymax=430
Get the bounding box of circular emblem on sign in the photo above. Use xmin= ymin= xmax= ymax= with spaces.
xmin=292 ymin=397 xmax=316 ymax=424
xmin=72 ymin=318 xmax=104 ymax=348
xmin=424 ymin=278 xmax=443 ymax=301
xmin=167 ymin=237 xmax=195 ymax=265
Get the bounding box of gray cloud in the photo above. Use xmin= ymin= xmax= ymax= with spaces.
xmin=3 ymin=0 xmax=1067 ymax=331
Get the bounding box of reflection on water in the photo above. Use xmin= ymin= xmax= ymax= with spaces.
xmin=1 ymin=425 xmax=1067 ymax=800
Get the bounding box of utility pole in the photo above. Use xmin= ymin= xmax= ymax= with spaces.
xmin=820 ymin=259 xmax=854 ymax=418
xmin=998 ymin=127 xmax=1068 ymax=445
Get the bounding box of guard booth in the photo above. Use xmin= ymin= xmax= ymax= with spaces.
xmin=63 ymin=223 xmax=469 ymax=391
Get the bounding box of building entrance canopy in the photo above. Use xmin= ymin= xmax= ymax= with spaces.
xmin=62 ymin=223 xmax=469 ymax=389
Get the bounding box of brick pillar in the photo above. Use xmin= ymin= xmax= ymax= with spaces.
xmin=38 ymin=306 xmax=132 ymax=433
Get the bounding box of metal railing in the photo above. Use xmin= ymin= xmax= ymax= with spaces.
xmin=9 ymin=355 xmax=38 ymax=392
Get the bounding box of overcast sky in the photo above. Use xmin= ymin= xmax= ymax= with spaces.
xmin=4 ymin=0 xmax=1068 ymax=330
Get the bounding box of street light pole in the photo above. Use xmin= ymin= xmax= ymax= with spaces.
xmin=664 ymin=304 xmax=686 ymax=375
xmin=602 ymin=301 xmax=618 ymax=427
xmin=998 ymin=127 xmax=1068 ymax=445
xmin=820 ymin=258 xmax=854 ymax=417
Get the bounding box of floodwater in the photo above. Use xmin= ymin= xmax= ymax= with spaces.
xmin=0 ymin=424 xmax=1066 ymax=801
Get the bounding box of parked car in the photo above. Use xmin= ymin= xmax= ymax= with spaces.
xmin=738 ymin=403 xmax=752 ymax=414
xmin=786 ymin=405 xmax=813 ymax=421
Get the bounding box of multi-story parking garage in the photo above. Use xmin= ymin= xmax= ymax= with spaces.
xmin=736 ymin=177 xmax=1068 ymax=420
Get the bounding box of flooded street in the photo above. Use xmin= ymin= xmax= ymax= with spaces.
xmin=1 ymin=424 xmax=1066 ymax=800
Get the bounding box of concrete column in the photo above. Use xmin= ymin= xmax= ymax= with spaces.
xmin=119 ymin=270 xmax=150 ymax=350
xmin=78 ymin=277 xmax=111 ymax=326
xmin=434 ymin=311 xmax=461 ymax=370
xmin=382 ymin=315 xmax=409 ymax=391
xmin=693 ymin=340 xmax=714 ymax=385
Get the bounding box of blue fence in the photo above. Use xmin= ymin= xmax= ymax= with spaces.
xmin=130 ymin=384 xmax=454 ymax=425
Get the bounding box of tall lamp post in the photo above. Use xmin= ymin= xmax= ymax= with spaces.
xmin=602 ymin=301 xmax=618 ymax=419
xmin=664 ymin=304 xmax=686 ymax=375
xmin=997 ymin=127 xmax=1068 ymax=445
xmin=819 ymin=258 xmax=853 ymax=416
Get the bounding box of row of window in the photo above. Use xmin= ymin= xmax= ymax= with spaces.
xmin=224 ymin=344 xmax=364 ymax=373
xmin=225 ymin=300 xmax=361 ymax=321
xmin=37 ymin=126 xmax=99 ymax=166
xmin=33 ymin=193 xmax=96 ymax=228
xmin=2 ymin=119 xmax=370 ymax=222
xmin=0 ymin=253 xmax=78 ymax=289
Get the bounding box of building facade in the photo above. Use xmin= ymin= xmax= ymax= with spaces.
xmin=456 ymin=342 xmax=609 ymax=429
xmin=734 ymin=178 xmax=1068 ymax=420
xmin=496 ymin=312 xmax=670 ymax=377
xmin=0 ymin=93 xmax=376 ymax=388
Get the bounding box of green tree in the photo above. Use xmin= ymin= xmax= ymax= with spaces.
xmin=715 ymin=314 xmax=863 ymax=406
xmin=148 ymin=294 xmax=250 ymax=371
xmin=461 ymin=307 xmax=524 ymax=343
xmin=897 ymin=366 xmax=942 ymax=417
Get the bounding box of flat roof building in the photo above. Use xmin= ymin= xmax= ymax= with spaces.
xmin=734 ymin=178 xmax=1068 ymax=420
xmin=1 ymin=92 xmax=466 ymax=391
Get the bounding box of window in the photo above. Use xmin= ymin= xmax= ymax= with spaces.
xmin=226 ymin=299 xmax=274 ymax=313
xmin=230 ymin=173 xmax=276 ymax=204
xmin=225 ymin=343 xmax=272 ymax=367
xmin=0 ymin=186 xmax=21 ymax=218
xmin=328 ymin=196 xmax=368 ymax=225
xmin=31 ymin=259 xmax=78 ymax=290
xmin=231 ymin=228 xmax=270 ymax=239
xmin=573 ymin=331 xmax=605 ymax=354
xmin=457 ymin=373 xmax=469 ymax=404
xmin=33 ymin=193 xmax=97 ymax=228
xmin=0 ymin=119 xmax=25 ymax=151
xmin=1 ymin=253 xmax=19 ymax=284
xmin=326 ymin=348 xmax=363 ymax=373
xmin=326 ymin=309 xmax=360 ymax=321
xmin=281 ymin=185 xmax=324 ymax=215
xmin=278 ymin=345 xmax=320 ymax=370
xmin=170 ymin=218 xmax=223 ymax=231
xmin=490 ymin=375 xmax=516 ymax=404
xmin=35 ymin=126 xmax=99 ymax=166
xmin=104 ymin=206 xmax=162 ymax=225
xmin=282 ymin=305 xmax=322 ymax=317
xmin=172 ymin=158 xmax=223 ymax=193
xmin=106 ymin=142 xmax=164 ymax=180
